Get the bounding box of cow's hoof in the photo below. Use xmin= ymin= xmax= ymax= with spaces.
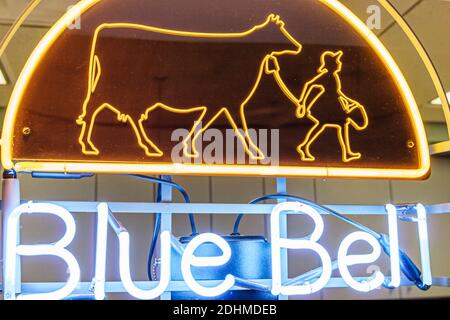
xmin=249 ymin=152 xmax=265 ymax=160
xmin=297 ymin=146 xmax=315 ymax=162
xmin=80 ymin=141 xmax=100 ymax=155
xmin=185 ymin=153 xmax=200 ymax=158
xmin=82 ymin=148 xmax=100 ymax=156
xmin=143 ymin=148 xmax=164 ymax=157
xmin=182 ymin=147 xmax=200 ymax=158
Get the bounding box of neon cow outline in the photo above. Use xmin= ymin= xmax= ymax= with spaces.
xmin=76 ymin=14 xmax=302 ymax=160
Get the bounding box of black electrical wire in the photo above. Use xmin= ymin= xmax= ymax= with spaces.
xmin=233 ymin=193 xmax=430 ymax=291
xmin=127 ymin=175 xmax=197 ymax=281
xmin=147 ymin=212 xmax=161 ymax=281
xmin=127 ymin=174 xmax=197 ymax=235
xmin=147 ymin=184 xmax=162 ymax=281
xmin=233 ymin=194 xmax=378 ymax=237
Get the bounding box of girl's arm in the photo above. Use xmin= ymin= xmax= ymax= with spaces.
xmin=298 ymin=77 xmax=324 ymax=118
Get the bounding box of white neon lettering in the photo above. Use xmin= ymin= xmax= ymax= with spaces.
xmin=3 ymin=201 xmax=434 ymax=299
xmin=4 ymin=203 xmax=80 ymax=300
xmin=338 ymin=231 xmax=385 ymax=292
xmin=181 ymin=233 xmax=235 ymax=297
xmin=416 ymin=204 xmax=432 ymax=286
xmin=271 ymin=202 xmax=332 ymax=295
xmin=93 ymin=203 xmax=109 ymax=300
xmin=119 ymin=230 xmax=171 ymax=299
xmin=385 ymin=204 xmax=401 ymax=288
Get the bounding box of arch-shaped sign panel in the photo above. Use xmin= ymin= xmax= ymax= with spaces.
xmin=1 ymin=0 xmax=430 ymax=179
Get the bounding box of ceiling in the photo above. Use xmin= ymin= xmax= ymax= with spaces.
xmin=0 ymin=0 xmax=449 ymax=142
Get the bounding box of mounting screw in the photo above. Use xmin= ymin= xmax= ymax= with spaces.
xmin=407 ymin=140 xmax=415 ymax=149
xmin=22 ymin=127 xmax=31 ymax=136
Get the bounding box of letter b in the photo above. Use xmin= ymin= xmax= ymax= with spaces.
xmin=271 ymin=202 xmax=332 ymax=295
xmin=4 ymin=203 xmax=80 ymax=300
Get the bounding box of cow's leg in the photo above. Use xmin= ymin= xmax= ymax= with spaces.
xmin=234 ymin=111 xmax=265 ymax=160
xmin=77 ymin=103 xmax=125 ymax=155
xmin=127 ymin=116 xmax=164 ymax=157
xmin=78 ymin=102 xmax=161 ymax=157
xmin=185 ymin=107 xmax=259 ymax=159
xmin=183 ymin=108 xmax=223 ymax=158
xmin=137 ymin=103 xmax=208 ymax=158
xmin=184 ymin=107 xmax=265 ymax=159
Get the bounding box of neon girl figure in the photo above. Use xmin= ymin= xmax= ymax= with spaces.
xmin=295 ymin=50 xmax=369 ymax=163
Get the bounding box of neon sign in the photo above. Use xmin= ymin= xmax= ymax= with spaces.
xmin=0 ymin=0 xmax=430 ymax=179
xmin=3 ymin=202 xmax=432 ymax=300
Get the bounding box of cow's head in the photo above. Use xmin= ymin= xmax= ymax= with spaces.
xmin=257 ymin=14 xmax=302 ymax=57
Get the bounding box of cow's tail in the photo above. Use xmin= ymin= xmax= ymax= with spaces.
xmin=77 ymin=54 xmax=101 ymax=125
xmin=90 ymin=55 xmax=101 ymax=94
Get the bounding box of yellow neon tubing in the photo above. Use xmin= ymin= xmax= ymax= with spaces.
xmin=378 ymin=0 xmax=450 ymax=139
xmin=76 ymin=15 xmax=302 ymax=160
xmin=296 ymin=50 xmax=369 ymax=163
xmin=319 ymin=0 xmax=429 ymax=178
xmin=1 ymin=0 xmax=431 ymax=179
xmin=1 ymin=0 xmax=102 ymax=169
xmin=12 ymin=161 xmax=427 ymax=180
